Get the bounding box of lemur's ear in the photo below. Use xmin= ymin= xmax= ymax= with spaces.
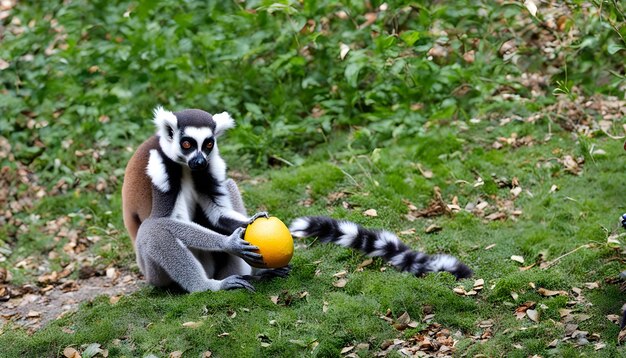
xmin=153 ymin=106 xmax=178 ymax=140
xmin=213 ymin=112 xmax=235 ymax=137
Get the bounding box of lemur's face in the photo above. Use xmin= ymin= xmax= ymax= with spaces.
xmin=176 ymin=126 xmax=215 ymax=171
xmin=153 ymin=107 xmax=235 ymax=171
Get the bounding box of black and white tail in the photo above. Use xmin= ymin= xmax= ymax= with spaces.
xmin=289 ymin=216 xmax=472 ymax=279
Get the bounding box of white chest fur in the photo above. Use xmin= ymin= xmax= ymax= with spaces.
xmin=171 ymin=169 xmax=197 ymax=222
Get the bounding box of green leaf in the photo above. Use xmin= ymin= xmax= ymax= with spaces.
xmin=345 ymin=62 xmax=364 ymax=88
xmin=400 ymin=30 xmax=421 ymax=46
xmin=82 ymin=343 xmax=104 ymax=358
xmin=607 ymin=42 xmax=625 ymax=55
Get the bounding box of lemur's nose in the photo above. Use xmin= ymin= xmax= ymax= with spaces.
xmin=189 ymin=154 xmax=207 ymax=170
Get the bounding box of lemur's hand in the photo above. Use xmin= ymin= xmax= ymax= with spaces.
xmin=226 ymin=227 xmax=266 ymax=267
xmin=247 ymin=211 xmax=269 ymax=225
xmin=621 ymin=214 xmax=626 ymax=229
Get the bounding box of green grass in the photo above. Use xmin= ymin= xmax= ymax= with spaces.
xmin=1 ymin=0 xmax=626 ymax=357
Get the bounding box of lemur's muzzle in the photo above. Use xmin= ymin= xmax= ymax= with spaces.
xmin=189 ymin=154 xmax=208 ymax=171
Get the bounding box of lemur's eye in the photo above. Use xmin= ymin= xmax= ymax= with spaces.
xmin=206 ymin=141 xmax=214 ymax=150
xmin=182 ymin=141 xmax=191 ymax=149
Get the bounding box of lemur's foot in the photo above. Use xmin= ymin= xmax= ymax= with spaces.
xmin=244 ymin=265 xmax=292 ymax=281
xmin=219 ymin=275 xmax=255 ymax=292
xmin=621 ymin=213 xmax=626 ymax=229
xmin=247 ymin=211 xmax=270 ymax=224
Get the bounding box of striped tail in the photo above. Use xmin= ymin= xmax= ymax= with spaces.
xmin=289 ymin=216 xmax=472 ymax=279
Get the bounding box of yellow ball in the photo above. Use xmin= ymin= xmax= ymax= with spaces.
xmin=244 ymin=216 xmax=294 ymax=268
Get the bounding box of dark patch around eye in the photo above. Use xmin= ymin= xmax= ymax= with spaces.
xmin=180 ymin=137 xmax=196 ymax=153
xmin=202 ymin=138 xmax=215 ymax=152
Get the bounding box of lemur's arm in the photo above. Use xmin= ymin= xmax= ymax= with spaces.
xmin=204 ymin=205 xmax=268 ymax=235
xmin=200 ymin=184 xmax=268 ymax=234
xmin=138 ymin=216 xmax=264 ymax=266
xmin=147 ymin=185 xmax=264 ymax=266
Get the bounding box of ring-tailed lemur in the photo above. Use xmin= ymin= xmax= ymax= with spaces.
xmin=289 ymin=217 xmax=472 ymax=279
xmin=122 ymin=107 xmax=289 ymax=292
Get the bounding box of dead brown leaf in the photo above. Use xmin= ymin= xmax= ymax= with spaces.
xmin=514 ymin=301 xmax=536 ymax=319
xmin=398 ymin=228 xmax=416 ymax=236
xmin=182 ymin=321 xmax=202 ymax=329
xmin=363 ymin=209 xmax=378 ymax=217
xmin=356 ymin=258 xmax=373 ymax=270
xmin=538 ymin=287 xmax=568 ymax=297
xmin=425 ymin=224 xmax=442 ymax=234
xmin=63 ymin=347 xmax=81 ymax=358
xmin=407 ymin=187 xmax=452 ymax=219
xmin=485 ymin=212 xmax=507 ymax=221
xmin=607 ymin=314 xmax=621 ymax=324
xmin=453 ymin=287 xmax=466 ymax=295
xmin=340 ymin=345 xmax=354 ymax=354
xmin=416 ymin=164 xmax=433 ymax=179
xmin=526 ymin=309 xmax=540 ymax=322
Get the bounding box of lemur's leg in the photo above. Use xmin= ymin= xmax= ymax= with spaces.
xmin=136 ymin=218 xmax=263 ymax=292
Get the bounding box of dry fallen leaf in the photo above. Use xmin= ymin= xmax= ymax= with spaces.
xmin=339 ymin=43 xmax=350 ymax=60
xmin=607 ymin=314 xmax=621 ymax=324
xmin=63 ymin=347 xmax=81 ymax=358
xmin=340 ymin=346 xmax=354 ymax=354
xmin=182 ymin=321 xmax=202 ymax=329
xmin=333 ymin=279 xmax=348 ymax=288
xmin=514 ymin=301 xmax=536 ymax=319
xmin=357 ymin=258 xmax=373 ymax=270
xmin=453 ymin=286 xmax=466 ymax=295
xmin=510 ymin=255 xmax=525 ymax=264
xmin=417 ymin=164 xmax=433 ymax=179
xmin=363 ymin=209 xmax=378 ymax=217
xmin=537 ymin=288 xmax=568 ymax=297
xmin=463 ymin=50 xmax=475 ymax=64
xmin=425 ymin=224 xmax=442 ymax=234
xmin=170 ymin=351 xmax=183 ymax=358
xmin=474 ymin=279 xmax=485 ymax=289
xmin=526 ymin=309 xmax=540 ymax=322
xmin=524 ymin=0 xmax=538 ymax=16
